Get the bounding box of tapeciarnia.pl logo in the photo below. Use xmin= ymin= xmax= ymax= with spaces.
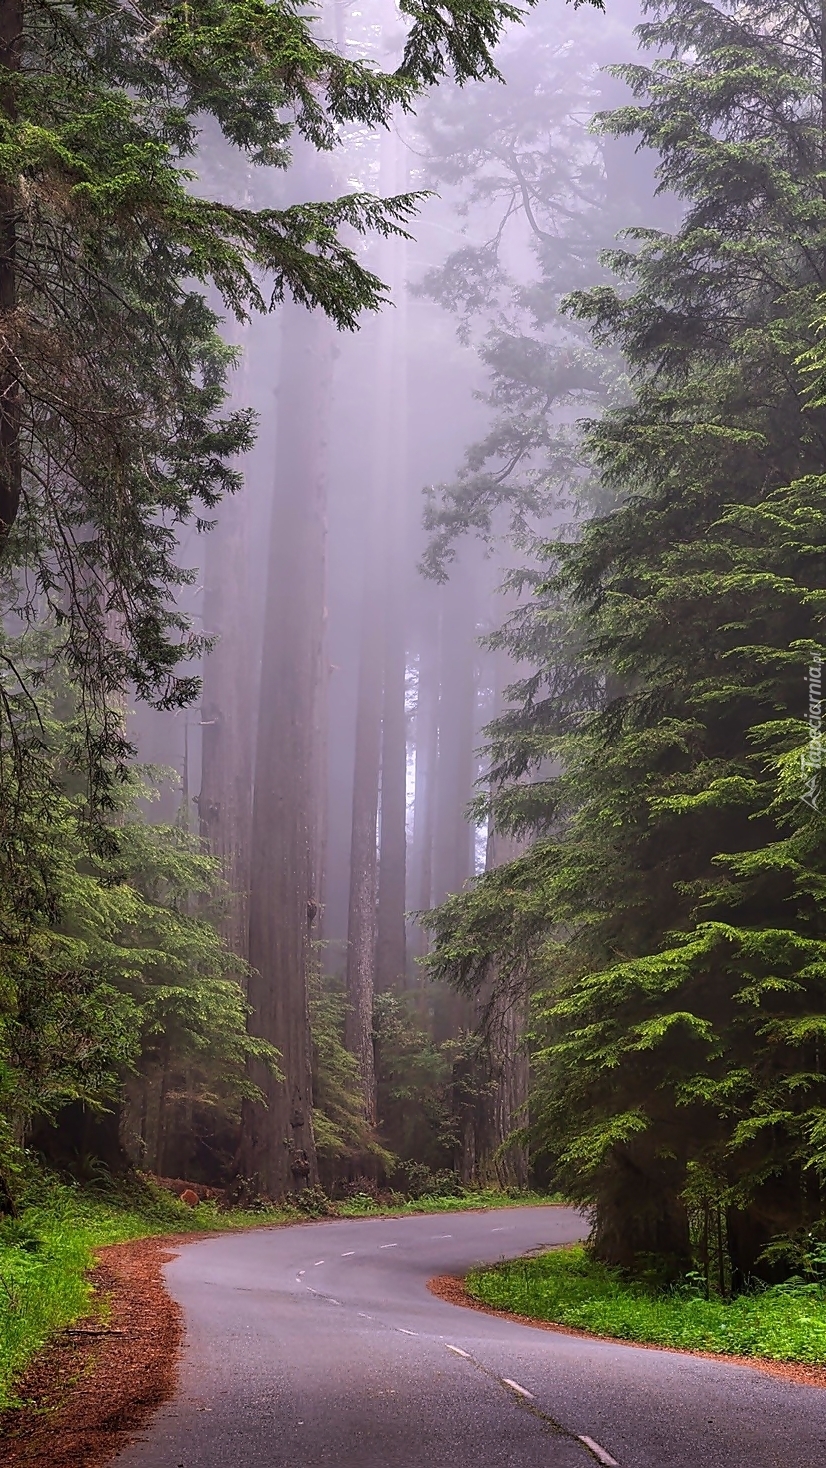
xmin=802 ymin=652 xmax=823 ymax=811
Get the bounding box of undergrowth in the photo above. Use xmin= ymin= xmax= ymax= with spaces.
xmin=466 ymin=1245 xmax=826 ymax=1364
xmin=0 ymin=1175 xmax=558 ymax=1407
xmin=0 ymin=1176 xmax=301 ymax=1408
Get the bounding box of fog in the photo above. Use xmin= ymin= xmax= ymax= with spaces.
xmin=121 ymin=0 xmax=670 ymax=1192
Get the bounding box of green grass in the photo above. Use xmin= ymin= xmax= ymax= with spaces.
xmin=0 ymin=1177 xmax=302 ymax=1409
xmin=336 ymin=1187 xmax=556 ymax=1217
xmin=0 ymin=1178 xmax=558 ymax=1408
xmin=467 ymin=1244 xmax=826 ymax=1365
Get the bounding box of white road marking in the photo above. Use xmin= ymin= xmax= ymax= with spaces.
xmin=579 ymin=1436 xmax=619 ymax=1467
xmin=398 ymin=1328 xmax=418 ymax=1336
xmin=431 ymin=1233 xmax=453 ymax=1239
xmin=502 ymin=1378 xmax=534 ymax=1399
xmin=379 ymin=1242 xmax=398 ymax=1248
xmin=445 ymin=1344 xmax=470 ymax=1358
xmin=297 ymin=1269 xmax=305 ymax=1276
xmin=358 ymin=1312 xmax=372 ymax=1319
xmin=341 ymin=1250 xmax=355 ymax=1256
xmin=314 ymin=1259 xmax=325 ymax=1266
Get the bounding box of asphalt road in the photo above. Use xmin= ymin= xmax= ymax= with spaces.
xmin=114 ymin=1205 xmax=826 ymax=1468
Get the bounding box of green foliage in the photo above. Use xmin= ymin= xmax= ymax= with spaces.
xmin=374 ymin=992 xmax=458 ymax=1170
xmin=0 ymin=1171 xmax=301 ymax=1408
xmin=416 ymin=8 xmax=649 ymax=584
xmin=0 ymin=0 xmax=550 ymax=931
xmin=309 ymin=966 xmax=393 ymax=1176
xmin=427 ymin=0 xmax=826 ymax=1280
xmin=468 ymin=1245 xmax=826 ymax=1363
xmin=395 ymin=1159 xmax=465 ymax=1199
xmin=0 ymin=692 xmax=276 ymax=1177
xmin=0 ymin=1167 xmax=554 ymax=1405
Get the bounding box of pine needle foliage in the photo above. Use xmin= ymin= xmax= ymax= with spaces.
xmin=0 ymin=685 xmax=276 ymax=1197
xmin=0 ymin=0 xmax=566 ymax=901
xmin=428 ymin=0 xmax=826 ymax=1283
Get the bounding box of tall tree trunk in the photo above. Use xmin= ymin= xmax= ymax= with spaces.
xmin=375 ymin=132 xmax=409 ymax=995
xmin=409 ymin=592 xmax=440 ymax=957
xmin=344 ymin=309 xmax=387 ymax=1117
xmin=432 ymin=560 xmax=477 ymax=906
xmin=475 ymin=644 xmax=530 ymax=1186
xmin=476 ymin=820 xmax=530 ymax=1188
xmin=376 ymin=575 xmax=407 ymax=991
xmin=241 ymin=292 xmax=332 ymax=1195
xmin=198 ymin=344 xmax=254 ymax=962
xmin=431 ymin=561 xmax=478 ymax=1042
xmin=344 ymin=538 xmax=382 ymax=1122
xmin=345 ymin=126 xmax=410 ymax=1105
xmin=0 ymin=0 xmax=21 ymax=542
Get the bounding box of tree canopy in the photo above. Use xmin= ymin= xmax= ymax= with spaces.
xmin=426 ymin=0 xmax=826 ymax=1283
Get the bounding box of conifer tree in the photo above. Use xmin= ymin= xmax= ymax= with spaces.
xmin=0 ymin=0 xmax=553 ymax=909
xmin=429 ymin=0 xmax=826 ymax=1279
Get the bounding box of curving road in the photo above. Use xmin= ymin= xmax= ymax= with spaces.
xmin=114 ymin=1206 xmax=826 ymax=1468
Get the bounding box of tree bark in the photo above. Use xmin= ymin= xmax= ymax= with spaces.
xmin=344 ymin=549 xmax=381 ymax=1122
xmin=241 ymin=294 xmax=332 ymax=1195
xmin=409 ymin=592 xmax=440 ymax=957
xmin=198 ymin=340 xmax=254 ymax=962
xmin=0 ymin=0 xmax=21 ymax=542
xmin=343 ymin=345 xmax=384 ymax=1119
xmin=376 ymin=582 xmax=407 ymax=990
xmin=375 ymin=159 xmax=409 ymax=994
xmin=344 ymin=125 xmax=409 ymax=1101
xmin=432 ymin=560 xmax=477 ymax=906
xmin=590 ymin=1152 xmax=692 ymax=1280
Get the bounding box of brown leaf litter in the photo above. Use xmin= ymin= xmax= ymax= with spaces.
xmin=428 ymin=1273 xmax=826 ymax=1391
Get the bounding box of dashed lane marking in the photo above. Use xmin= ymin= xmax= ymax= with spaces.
xmin=579 ymin=1437 xmax=619 ymax=1467
xmin=341 ymin=1251 xmax=355 ymax=1256
xmin=305 ymin=1287 xmax=341 ymax=1306
xmin=431 ymin=1233 xmax=453 ymax=1239
xmin=442 ymin=1344 xmax=621 ymax=1465
xmin=314 ymin=1260 xmax=325 ymax=1266
xmin=398 ymin=1328 xmax=418 ymax=1336
xmin=502 ymin=1379 xmax=534 ymax=1399
xmin=379 ymin=1242 xmax=398 ymax=1249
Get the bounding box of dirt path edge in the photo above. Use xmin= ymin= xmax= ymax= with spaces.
xmin=0 ymin=1234 xmax=192 ymax=1468
xmin=428 ymin=1272 xmax=826 ymax=1391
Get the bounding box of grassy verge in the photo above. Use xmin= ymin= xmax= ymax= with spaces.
xmin=466 ymin=1244 xmax=826 ymax=1364
xmin=0 ymin=1178 xmax=303 ymax=1409
xmin=336 ymin=1187 xmax=555 ymax=1218
xmin=0 ymin=1178 xmax=556 ymax=1407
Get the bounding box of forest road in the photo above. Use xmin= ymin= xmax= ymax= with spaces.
xmin=113 ymin=1205 xmax=826 ymax=1468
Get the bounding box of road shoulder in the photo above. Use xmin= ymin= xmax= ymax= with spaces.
xmin=428 ymin=1273 xmax=826 ymax=1392
xmin=0 ymin=1235 xmax=185 ymax=1468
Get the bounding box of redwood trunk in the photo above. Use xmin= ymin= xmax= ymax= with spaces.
xmin=409 ymin=595 xmax=440 ymax=957
xmin=344 ymin=568 xmax=381 ymax=1122
xmin=241 ymin=296 xmax=332 ymax=1194
xmin=376 ymin=600 xmax=407 ymax=991
xmin=198 ymin=479 xmax=253 ymax=960
xmin=432 ymin=563 xmax=477 ymax=905
xmin=0 ymin=0 xmax=21 ymax=541
xmin=344 ymin=419 xmax=383 ymax=1122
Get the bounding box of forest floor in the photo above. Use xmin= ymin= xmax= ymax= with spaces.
xmin=0 ymin=1233 xmax=183 ymax=1468
xmin=0 ymin=1176 xmax=552 ymax=1416
xmin=454 ymin=1244 xmax=826 ymax=1382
